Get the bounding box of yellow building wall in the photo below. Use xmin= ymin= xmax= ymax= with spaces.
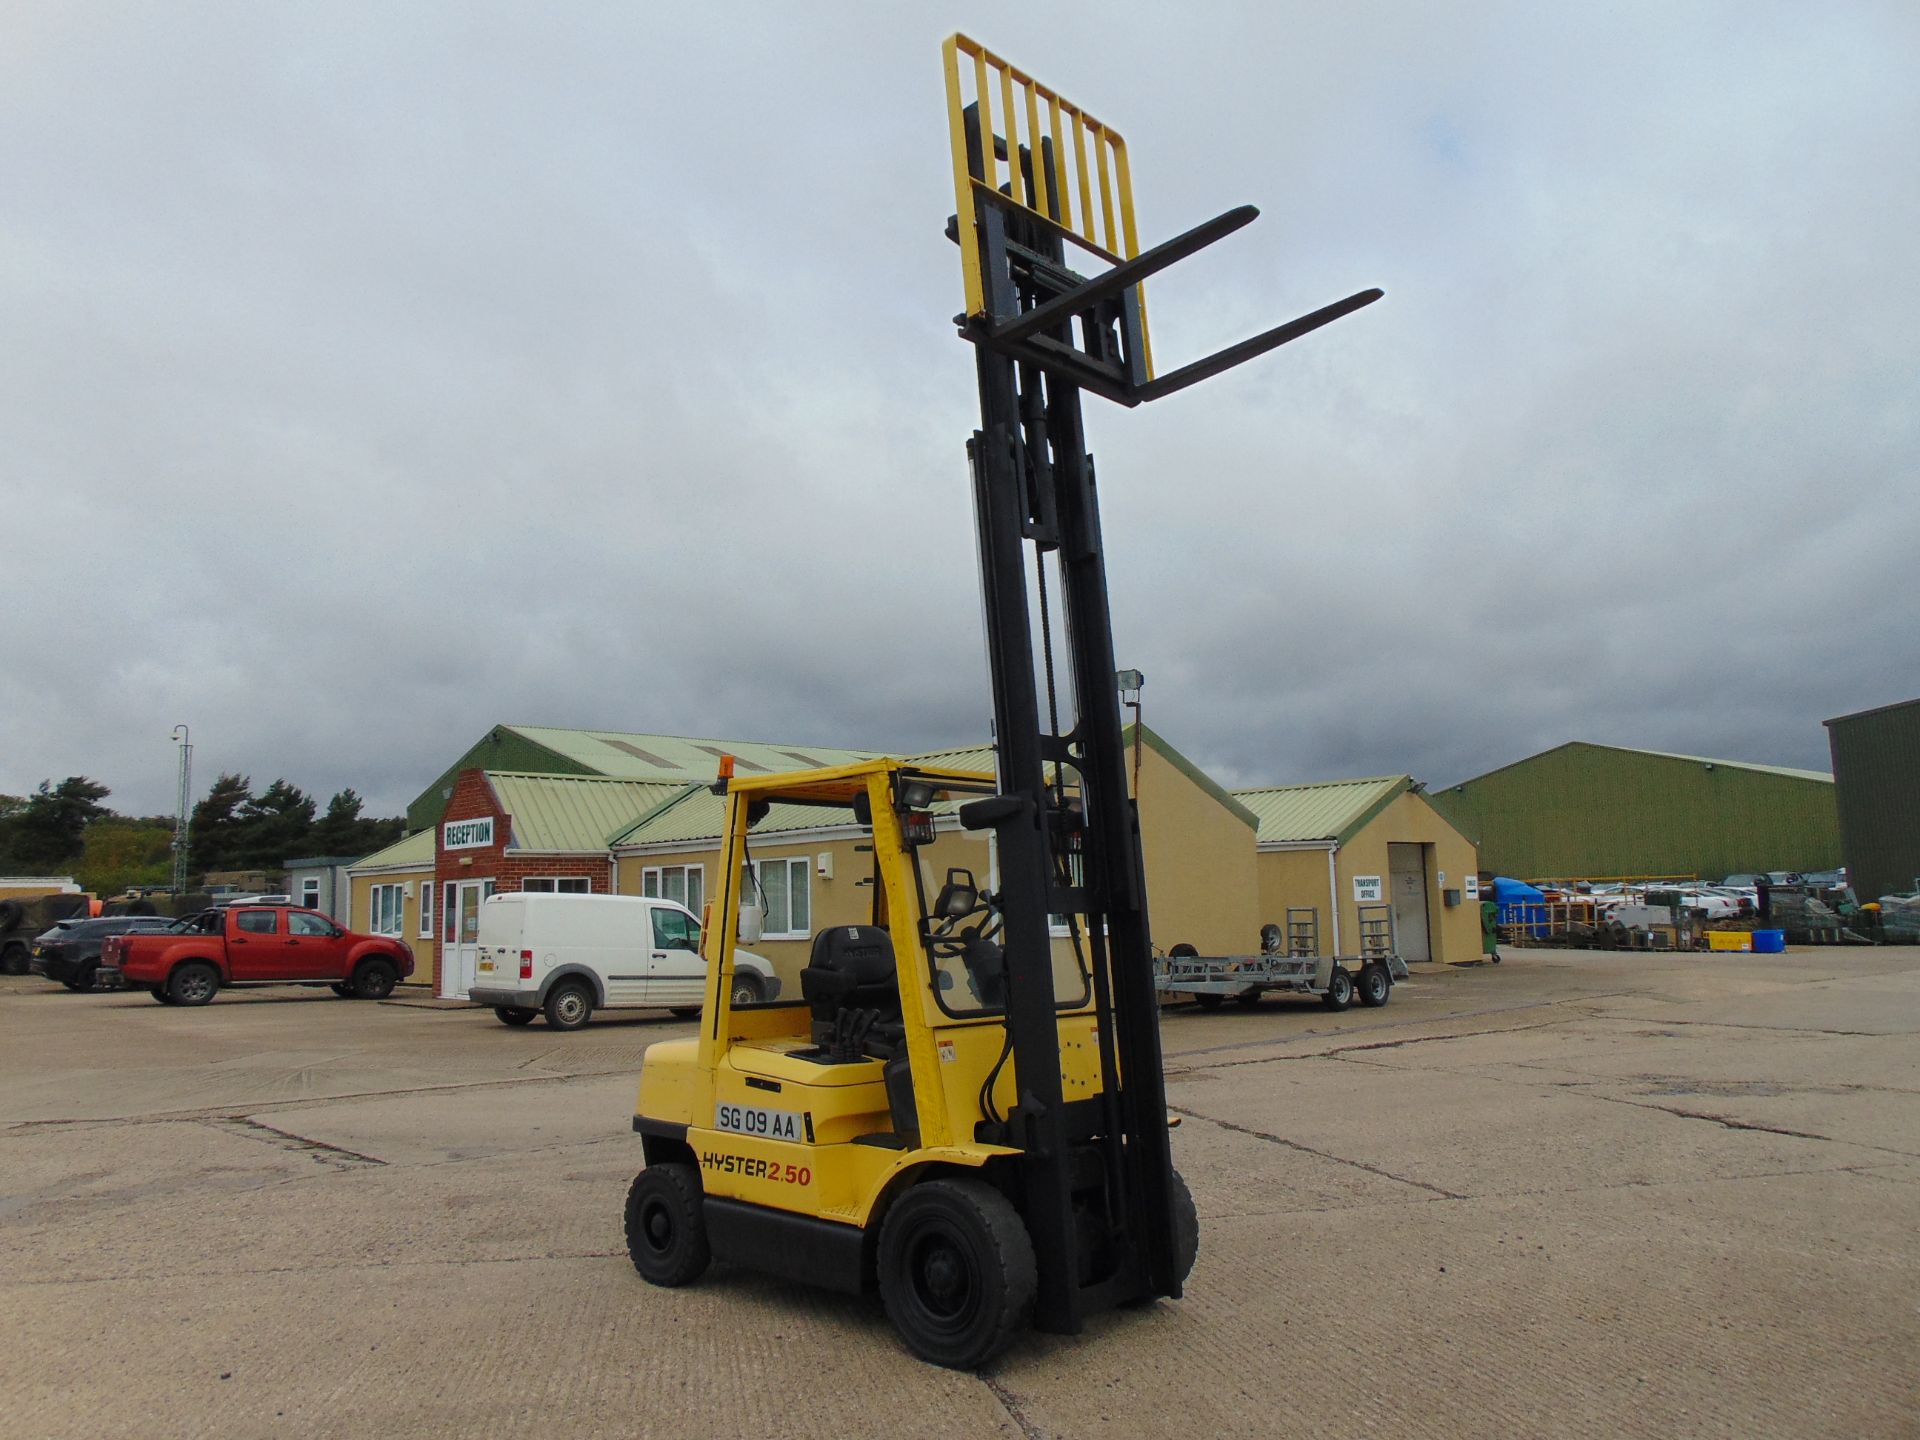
xmin=1252 ymin=847 xmax=1339 ymax=948
xmin=1330 ymin=792 xmax=1481 ymax=965
xmin=347 ymin=867 xmax=437 ymax=989
xmin=0 ymin=882 xmax=81 ymax=901
xmin=1252 ymin=793 xmax=1481 ymax=965
xmin=1132 ymin=741 xmax=1260 ymax=954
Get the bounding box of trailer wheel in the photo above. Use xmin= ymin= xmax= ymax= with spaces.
xmin=1192 ymin=993 xmax=1224 ymax=1010
xmin=624 ymin=1163 xmax=710 ymax=1287
xmin=1235 ymin=988 xmax=1263 ymax=1008
xmin=878 ymin=1177 xmax=1036 ymax=1370
xmin=1321 ymin=966 xmax=1354 ymax=1011
xmin=1357 ymin=962 xmax=1391 ymax=1007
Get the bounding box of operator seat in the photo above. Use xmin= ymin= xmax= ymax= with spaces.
xmin=798 ymin=925 xmax=917 ymax=1145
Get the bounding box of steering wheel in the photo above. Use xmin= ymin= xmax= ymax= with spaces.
xmin=926 ymin=892 xmax=1007 ymax=1004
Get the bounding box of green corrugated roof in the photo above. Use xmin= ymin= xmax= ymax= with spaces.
xmin=487 ymin=773 xmax=694 ymax=851
xmin=1231 ymin=776 xmax=1411 ymax=846
xmin=1451 ymin=741 xmax=1831 ymax=789
xmin=350 ymin=828 xmax=435 ymax=871
xmin=500 ymin=726 xmax=876 ymax=782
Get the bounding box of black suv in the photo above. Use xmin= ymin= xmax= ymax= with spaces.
xmin=31 ymin=916 xmax=180 ymax=991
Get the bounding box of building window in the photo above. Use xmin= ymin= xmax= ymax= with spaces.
xmin=301 ymin=877 xmax=321 ymax=911
xmin=744 ymin=857 xmax=810 ymax=939
xmin=370 ymin=883 xmax=406 ymax=936
xmin=641 ymin=864 xmax=704 ymax=913
xmin=522 ymin=876 xmax=591 ymax=894
xmin=418 ymin=882 xmax=433 ymax=938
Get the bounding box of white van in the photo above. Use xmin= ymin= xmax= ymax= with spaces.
xmin=467 ymin=893 xmax=779 ymax=1030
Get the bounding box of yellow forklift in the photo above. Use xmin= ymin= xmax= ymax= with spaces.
xmin=623 ymin=34 xmax=1380 ymax=1368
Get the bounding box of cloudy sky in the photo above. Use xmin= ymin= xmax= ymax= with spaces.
xmin=5 ymin=2 xmax=1915 ymax=819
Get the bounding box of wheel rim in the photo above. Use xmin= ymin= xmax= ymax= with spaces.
xmin=556 ymin=992 xmax=585 ymax=1023
xmin=639 ymin=1198 xmax=675 ymax=1256
xmin=732 ymin=980 xmax=755 ymax=1005
xmin=901 ymin=1223 xmax=982 ymax=1336
xmin=1333 ymin=974 xmax=1351 ymax=1002
xmin=179 ymin=970 xmax=212 ymax=1002
xmin=1364 ymin=971 xmax=1386 ymax=1001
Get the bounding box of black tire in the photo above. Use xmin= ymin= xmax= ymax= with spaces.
xmin=74 ymin=962 xmax=99 ymax=992
xmin=1193 ymin=992 xmax=1224 ymax=1010
xmin=1168 ymin=942 xmax=1199 ymax=958
xmin=150 ymin=985 xmax=175 ymax=1005
xmin=352 ymin=957 xmax=398 ymax=1000
xmin=330 ymin=982 xmax=353 ymax=998
xmin=729 ymin=970 xmax=764 ymax=1006
xmin=495 ymin=1006 xmax=538 ymax=1026
xmin=1 ymin=943 xmax=27 ymax=977
xmin=1169 ymin=1167 xmax=1200 ymax=1285
xmin=624 ymin=1163 xmax=710 ymax=1286
xmin=1357 ymin=962 xmax=1391 ymax=1008
xmin=1235 ymin=988 xmax=1263 ymax=1008
xmin=877 ymin=1177 xmax=1037 ymax=1370
xmin=544 ymin=981 xmax=592 ymax=1030
xmin=0 ymin=899 xmax=24 ymax=931
xmin=168 ymin=961 xmax=219 ymax=1006
xmin=669 ymin=1006 xmax=701 ymax=1019
xmin=1321 ymin=966 xmax=1354 ymax=1011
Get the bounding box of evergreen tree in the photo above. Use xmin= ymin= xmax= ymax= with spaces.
xmin=233 ymin=779 xmax=316 ymax=869
xmin=5 ymin=778 xmax=110 ymax=871
xmin=188 ymin=774 xmax=252 ymax=874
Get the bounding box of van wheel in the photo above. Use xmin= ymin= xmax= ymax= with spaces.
xmin=494 ymin=1007 xmax=538 ymax=1026
xmin=1321 ymin=966 xmax=1354 ymax=1011
xmin=625 ymin=1164 xmax=710 ymax=1286
xmin=545 ymin=981 xmax=592 ymax=1030
xmin=669 ymin=1006 xmax=701 ymax=1019
xmin=730 ymin=972 xmax=764 ymax=1006
xmin=1358 ymin=962 xmax=1391 ymax=1007
xmin=352 ymin=958 xmax=398 ymax=1000
xmin=169 ymin=962 xmax=219 ymax=1006
xmin=878 ymin=1177 xmax=1036 ymax=1370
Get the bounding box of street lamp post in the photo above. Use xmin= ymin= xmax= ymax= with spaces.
xmin=171 ymin=725 xmax=192 ymax=896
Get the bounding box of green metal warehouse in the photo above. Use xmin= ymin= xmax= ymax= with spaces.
xmin=1825 ymin=698 xmax=1920 ymax=900
xmin=1428 ymin=741 xmax=1841 ymax=882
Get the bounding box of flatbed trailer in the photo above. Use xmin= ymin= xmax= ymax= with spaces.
xmin=1155 ymin=905 xmax=1408 ymax=1010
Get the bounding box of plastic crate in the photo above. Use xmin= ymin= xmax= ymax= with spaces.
xmin=1705 ymin=931 xmax=1751 ymax=952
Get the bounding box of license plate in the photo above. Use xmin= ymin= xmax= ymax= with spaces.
xmin=478 ymin=958 xmax=494 ymax=972
xmin=714 ymin=1103 xmax=803 ymax=1142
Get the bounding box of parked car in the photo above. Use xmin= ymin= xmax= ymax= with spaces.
xmin=30 ymin=915 xmax=181 ymax=991
xmin=468 ymin=892 xmax=780 ymax=1030
xmin=99 ymin=905 xmax=414 ymax=1005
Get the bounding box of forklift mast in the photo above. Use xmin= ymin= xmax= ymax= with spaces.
xmin=939 ymin=35 xmax=1381 ymax=1333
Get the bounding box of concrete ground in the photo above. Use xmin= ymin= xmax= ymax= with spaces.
xmin=2 ymin=948 xmax=1915 ymax=1439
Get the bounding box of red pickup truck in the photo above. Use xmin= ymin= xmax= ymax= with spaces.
xmin=101 ymin=906 xmax=414 ymax=1006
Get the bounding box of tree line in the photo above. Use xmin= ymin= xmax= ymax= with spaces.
xmin=0 ymin=775 xmax=405 ymax=895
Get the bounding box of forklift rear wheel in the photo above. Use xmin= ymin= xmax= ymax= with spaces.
xmin=1321 ymin=967 xmax=1354 ymax=1011
xmin=545 ymin=982 xmax=593 ymax=1030
xmin=494 ymin=1007 xmax=538 ymax=1026
xmin=1357 ymin=963 xmax=1391 ymax=1007
xmin=624 ymin=1163 xmax=710 ymax=1287
xmin=878 ymin=1177 xmax=1036 ymax=1370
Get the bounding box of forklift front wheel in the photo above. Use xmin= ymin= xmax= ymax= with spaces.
xmin=878 ymin=1178 xmax=1036 ymax=1370
xmin=624 ymin=1164 xmax=710 ymax=1287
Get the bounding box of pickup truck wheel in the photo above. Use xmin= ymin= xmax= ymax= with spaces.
xmin=330 ymin=982 xmax=353 ymax=998
xmin=1321 ymin=966 xmax=1354 ymax=1011
xmin=494 ymin=1006 xmax=538 ymax=1026
xmin=1358 ymin=962 xmax=1392 ymax=1007
xmin=169 ymin=962 xmax=219 ymax=1006
xmin=544 ymin=981 xmax=592 ymax=1030
xmin=625 ymin=1163 xmax=710 ymax=1286
xmin=150 ymin=985 xmax=175 ymax=1005
xmin=352 ymin=958 xmax=398 ymax=1000
xmin=730 ymin=971 xmax=764 ymax=1006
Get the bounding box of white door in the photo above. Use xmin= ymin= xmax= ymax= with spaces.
xmin=443 ymin=880 xmax=488 ymax=998
xmin=646 ymin=903 xmax=707 ymax=1008
xmin=1388 ymin=843 xmax=1432 ymax=963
